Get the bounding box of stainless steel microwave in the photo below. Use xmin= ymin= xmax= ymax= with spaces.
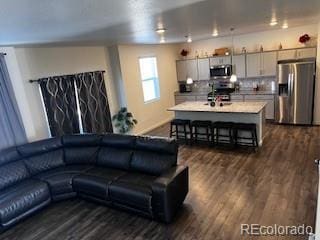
xmin=210 ymin=64 xmax=232 ymax=79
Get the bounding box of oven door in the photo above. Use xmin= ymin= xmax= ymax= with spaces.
xmin=210 ymin=65 xmax=232 ymax=78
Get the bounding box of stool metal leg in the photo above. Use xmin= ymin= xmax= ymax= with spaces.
xmin=170 ymin=123 xmax=173 ymax=138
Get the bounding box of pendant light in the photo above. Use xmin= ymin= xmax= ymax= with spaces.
xmin=230 ymin=28 xmax=237 ymax=83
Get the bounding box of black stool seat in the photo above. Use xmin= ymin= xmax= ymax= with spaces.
xmin=170 ymin=119 xmax=192 ymax=144
xmin=171 ymin=119 xmax=191 ymax=125
xmin=191 ymin=120 xmax=212 ymax=144
xmin=213 ymin=121 xmax=234 ymax=128
xmin=233 ymin=123 xmax=258 ymax=148
xmin=212 ymin=121 xmax=234 ymax=146
xmin=191 ymin=120 xmax=212 ymax=127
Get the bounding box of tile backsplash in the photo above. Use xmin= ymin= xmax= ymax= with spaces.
xmin=192 ymin=77 xmax=276 ymax=92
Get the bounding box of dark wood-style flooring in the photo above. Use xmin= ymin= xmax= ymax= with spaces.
xmin=1 ymin=123 xmax=319 ymax=240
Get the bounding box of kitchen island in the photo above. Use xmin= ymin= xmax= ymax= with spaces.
xmin=168 ymin=101 xmax=267 ymax=146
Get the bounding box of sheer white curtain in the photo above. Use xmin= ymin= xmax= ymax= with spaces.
xmin=0 ymin=54 xmax=27 ymax=150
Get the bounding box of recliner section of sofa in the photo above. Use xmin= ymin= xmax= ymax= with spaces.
xmin=0 ymin=133 xmax=188 ymax=231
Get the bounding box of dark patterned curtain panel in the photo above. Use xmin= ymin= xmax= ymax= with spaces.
xmin=39 ymin=76 xmax=80 ymax=137
xmin=74 ymin=71 xmax=113 ymax=134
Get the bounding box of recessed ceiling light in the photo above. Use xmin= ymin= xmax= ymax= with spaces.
xmin=156 ymin=28 xmax=166 ymax=34
xmin=270 ymin=21 xmax=278 ymax=26
xmin=212 ymin=30 xmax=218 ymax=37
xmin=185 ymin=36 xmax=192 ymax=43
xmin=282 ymin=23 xmax=288 ymax=29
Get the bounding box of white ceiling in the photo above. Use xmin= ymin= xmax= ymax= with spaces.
xmin=0 ymin=0 xmax=319 ymax=46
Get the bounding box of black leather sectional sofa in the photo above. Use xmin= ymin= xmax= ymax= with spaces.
xmin=0 ymin=134 xmax=188 ymax=231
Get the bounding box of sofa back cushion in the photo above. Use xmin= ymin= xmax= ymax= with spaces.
xmin=98 ymin=147 xmax=132 ymax=170
xmin=130 ymin=136 xmax=178 ymax=176
xmin=97 ymin=134 xmax=136 ymax=170
xmin=62 ymin=134 xmax=101 ymax=165
xmin=0 ymin=147 xmax=21 ymax=166
xmin=0 ymin=147 xmax=29 ymax=190
xmin=0 ymin=161 xmax=30 ymax=190
xmin=17 ymin=137 xmax=64 ymax=175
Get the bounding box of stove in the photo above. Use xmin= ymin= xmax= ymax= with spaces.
xmin=207 ymin=80 xmax=235 ymax=102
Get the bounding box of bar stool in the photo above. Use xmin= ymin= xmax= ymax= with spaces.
xmin=212 ymin=121 xmax=235 ymax=146
xmin=191 ymin=120 xmax=212 ymax=144
xmin=233 ymin=123 xmax=258 ymax=148
xmin=170 ymin=119 xmax=192 ymax=144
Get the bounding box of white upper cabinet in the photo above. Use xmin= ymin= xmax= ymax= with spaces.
xmin=261 ymin=52 xmax=277 ymax=76
xmin=278 ymin=49 xmax=297 ymax=61
xmin=296 ymin=48 xmax=317 ymax=59
xmin=197 ymin=58 xmax=210 ymax=80
xmin=210 ymin=56 xmax=231 ymax=66
xmin=186 ymin=59 xmax=198 ymax=81
xmin=176 ymin=59 xmax=198 ymax=82
xmin=232 ymin=55 xmax=246 ymax=78
xmin=278 ymin=47 xmax=316 ymax=61
xmin=246 ymin=53 xmax=261 ymax=77
xmin=176 ymin=60 xmax=188 ymax=82
xmin=246 ymin=52 xmax=277 ymax=77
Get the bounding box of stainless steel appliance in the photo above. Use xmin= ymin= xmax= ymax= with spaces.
xmin=275 ymin=59 xmax=316 ymax=125
xmin=210 ymin=64 xmax=232 ymax=79
xmin=207 ymin=80 xmax=235 ymax=102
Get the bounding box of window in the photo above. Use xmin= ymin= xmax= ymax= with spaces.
xmin=139 ymin=57 xmax=160 ymax=103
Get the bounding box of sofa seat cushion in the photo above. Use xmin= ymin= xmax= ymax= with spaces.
xmin=35 ymin=173 xmax=78 ymax=196
xmin=73 ymin=167 xmax=126 ymax=200
xmin=0 ymin=179 xmax=50 ymax=225
xmin=109 ymin=173 xmax=157 ymax=213
xmin=34 ymin=164 xmax=93 ymax=179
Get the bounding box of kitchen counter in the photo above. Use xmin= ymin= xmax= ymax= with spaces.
xmin=168 ymin=101 xmax=267 ymax=114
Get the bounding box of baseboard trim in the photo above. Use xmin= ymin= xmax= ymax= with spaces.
xmin=137 ymin=117 xmax=173 ymax=135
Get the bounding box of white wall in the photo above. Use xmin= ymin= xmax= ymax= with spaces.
xmin=117 ymin=44 xmax=178 ymax=134
xmin=10 ymin=46 xmax=117 ymax=140
xmin=179 ymin=24 xmax=318 ymax=57
xmin=314 ymin=23 xmax=320 ymax=124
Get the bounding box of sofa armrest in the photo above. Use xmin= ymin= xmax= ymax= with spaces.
xmin=151 ymin=165 xmax=189 ymax=223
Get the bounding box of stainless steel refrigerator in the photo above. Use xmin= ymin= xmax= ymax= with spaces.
xmin=275 ymin=59 xmax=316 ymax=125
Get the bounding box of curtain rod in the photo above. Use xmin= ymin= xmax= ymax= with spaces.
xmin=29 ymin=70 xmax=106 ymax=83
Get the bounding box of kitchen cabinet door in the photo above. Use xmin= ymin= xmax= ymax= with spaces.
xmin=278 ymin=50 xmax=297 ymax=61
xmin=244 ymin=95 xmax=275 ymax=119
xmin=197 ymin=58 xmax=210 ymax=80
xmin=296 ymin=48 xmax=317 ymax=59
xmin=220 ymin=56 xmax=232 ymax=65
xmin=210 ymin=56 xmax=231 ymax=65
xmin=246 ymin=53 xmax=261 ymax=77
xmin=230 ymin=94 xmax=244 ymax=102
xmin=261 ymin=52 xmax=277 ymax=76
xmin=186 ymin=59 xmax=198 ymax=81
xmin=176 ymin=60 xmax=187 ymax=82
xmin=232 ymin=55 xmax=246 ymax=78
xmin=175 ymin=96 xmax=196 ymax=105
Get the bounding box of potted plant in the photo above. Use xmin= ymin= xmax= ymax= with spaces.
xmin=112 ymin=107 xmax=137 ymax=134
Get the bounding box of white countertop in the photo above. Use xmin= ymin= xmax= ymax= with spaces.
xmin=168 ymin=101 xmax=267 ymax=114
